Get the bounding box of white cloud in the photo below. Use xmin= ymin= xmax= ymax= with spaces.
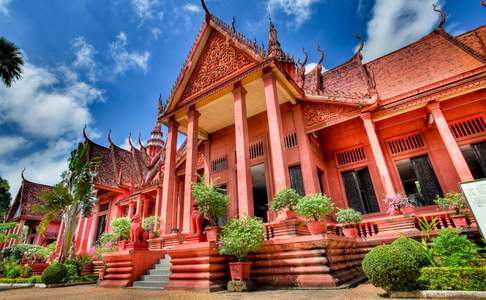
xmin=267 ymin=0 xmax=320 ymax=28
xmin=72 ymin=37 xmax=97 ymax=82
xmin=0 ymin=136 xmax=28 ymax=156
xmin=183 ymin=3 xmax=201 ymax=13
xmin=110 ymin=32 xmax=150 ymax=75
xmin=150 ymin=27 xmax=162 ymax=40
xmin=0 ymin=0 xmax=12 ymax=15
xmin=0 ymin=62 xmax=103 ymax=138
xmin=131 ymin=0 xmax=161 ymax=23
xmin=362 ymin=0 xmax=440 ymax=62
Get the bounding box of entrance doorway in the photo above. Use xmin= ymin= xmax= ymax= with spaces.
xmin=342 ymin=167 xmax=380 ymax=214
xmin=461 ymin=141 xmax=486 ymax=179
xmin=251 ymin=164 xmax=269 ymax=222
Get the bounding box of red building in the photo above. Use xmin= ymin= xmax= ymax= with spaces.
xmin=3 ymin=2 xmax=486 ymax=290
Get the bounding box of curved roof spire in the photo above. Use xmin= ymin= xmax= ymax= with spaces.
xmin=21 ymin=167 xmax=26 ymax=181
xmin=128 ymin=132 xmax=134 ymax=150
xmin=354 ymin=34 xmax=364 ymax=61
xmin=201 ymin=0 xmax=210 ymax=22
xmin=432 ymin=3 xmax=446 ymax=29
xmin=108 ymin=129 xmax=114 ymax=146
xmin=82 ymin=124 xmax=89 ymax=141
xmin=138 ymin=133 xmax=145 ymax=150
xmin=317 ymin=45 xmax=324 ymax=66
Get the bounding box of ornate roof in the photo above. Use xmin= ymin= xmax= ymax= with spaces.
xmin=5 ymin=178 xmax=58 ymax=222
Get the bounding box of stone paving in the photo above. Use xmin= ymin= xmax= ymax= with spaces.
xmin=0 ymin=283 xmax=404 ymax=300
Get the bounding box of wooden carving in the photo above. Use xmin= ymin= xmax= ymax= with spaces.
xmin=181 ymin=30 xmax=252 ymax=100
xmin=303 ymin=102 xmax=358 ymax=129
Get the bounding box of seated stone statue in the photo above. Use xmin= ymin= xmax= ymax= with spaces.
xmin=191 ymin=204 xmax=204 ymax=236
xmin=130 ymin=214 xmax=144 ymax=243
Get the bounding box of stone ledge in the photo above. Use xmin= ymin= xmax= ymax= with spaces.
xmin=0 ymin=281 xmax=97 ymax=290
xmin=388 ymin=290 xmax=486 ymax=299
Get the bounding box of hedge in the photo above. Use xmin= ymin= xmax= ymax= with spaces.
xmin=0 ymin=276 xmax=42 ymax=284
xmin=419 ymin=267 xmax=486 ymax=291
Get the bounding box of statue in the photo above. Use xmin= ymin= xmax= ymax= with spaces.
xmin=130 ymin=214 xmax=144 ymax=243
xmin=191 ymin=204 xmax=204 ymax=236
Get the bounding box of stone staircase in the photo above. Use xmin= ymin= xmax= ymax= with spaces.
xmin=131 ymin=257 xmax=171 ymax=290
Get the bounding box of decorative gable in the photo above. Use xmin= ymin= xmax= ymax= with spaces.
xmin=303 ymin=102 xmax=360 ymax=132
xmin=181 ymin=30 xmax=253 ymax=101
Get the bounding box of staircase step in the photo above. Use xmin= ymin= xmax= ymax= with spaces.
xmin=106 ymin=261 xmax=133 ymax=268
xmin=106 ymin=267 xmax=133 ymax=273
xmin=142 ymin=274 xmax=169 ymax=281
xmin=149 ymin=269 xmax=169 ymax=276
xmin=104 ymin=273 xmax=132 ymax=280
xmin=155 ymin=264 xmax=171 ymax=270
xmin=132 ymin=280 xmax=168 ymax=288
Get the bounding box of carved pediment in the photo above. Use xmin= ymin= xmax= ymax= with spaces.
xmin=180 ymin=30 xmax=253 ymax=102
xmin=303 ymin=102 xmax=359 ymax=131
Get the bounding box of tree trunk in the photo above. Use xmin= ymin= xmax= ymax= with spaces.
xmin=58 ymin=203 xmax=80 ymax=263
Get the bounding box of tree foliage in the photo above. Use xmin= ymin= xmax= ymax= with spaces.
xmin=295 ymin=193 xmax=334 ymax=221
xmin=0 ymin=176 xmax=12 ymax=219
xmin=0 ymin=37 xmax=24 ymax=87
xmin=191 ymin=177 xmax=228 ymax=226
xmin=271 ymin=188 xmax=301 ymax=212
xmin=430 ymin=229 xmax=483 ymax=267
xmin=219 ymin=216 xmax=265 ymax=262
xmin=35 ymin=143 xmax=100 ymax=263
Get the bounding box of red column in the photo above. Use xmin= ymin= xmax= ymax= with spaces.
xmin=292 ymin=104 xmax=320 ymax=194
xmin=161 ymin=118 xmax=179 ymax=234
xmin=361 ymin=112 xmax=395 ymax=198
xmin=427 ymin=102 xmax=474 ymax=182
xmin=233 ymin=83 xmax=254 ymax=217
xmin=154 ymin=188 xmax=162 ymax=231
xmin=203 ymin=141 xmax=210 ymax=184
xmin=263 ymin=70 xmax=290 ymax=192
xmin=182 ymin=108 xmax=200 ymax=233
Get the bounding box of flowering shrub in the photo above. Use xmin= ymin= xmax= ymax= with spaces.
xmin=434 ymin=192 xmax=466 ymax=216
xmin=384 ymin=194 xmax=413 ymax=215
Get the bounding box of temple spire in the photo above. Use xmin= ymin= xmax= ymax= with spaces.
xmin=268 ymin=15 xmax=281 ymax=57
xmin=147 ymin=122 xmax=164 ymax=158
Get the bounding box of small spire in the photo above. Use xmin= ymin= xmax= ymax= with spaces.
xmin=432 ymin=3 xmax=446 ymax=29
xmin=231 ymin=17 xmax=236 ymax=32
xmin=268 ymin=14 xmax=281 ymax=57
xmin=108 ymin=129 xmax=114 ymax=146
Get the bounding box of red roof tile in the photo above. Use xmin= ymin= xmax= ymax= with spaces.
xmin=457 ymin=25 xmax=486 ymax=57
xmin=6 ymin=180 xmax=58 ymax=221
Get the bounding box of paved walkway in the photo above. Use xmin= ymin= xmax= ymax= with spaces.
xmin=0 ymin=283 xmax=401 ymax=300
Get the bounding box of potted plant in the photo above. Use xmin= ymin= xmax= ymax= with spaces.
xmin=434 ymin=192 xmax=467 ymax=227
xmin=384 ymin=194 xmax=415 ymax=216
xmin=271 ymin=188 xmax=301 ymax=221
xmin=109 ymin=217 xmax=131 ymax=250
xmin=142 ymin=216 xmax=161 ymax=239
xmin=295 ymin=193 xmax=335 ymax=234
xmin=219 ymin=216 xmax=265 ymax=282
xmin=192 ymin=178 xmax=229 ymax=242
xmin=336 ymin=208 xmax=362 ymax=238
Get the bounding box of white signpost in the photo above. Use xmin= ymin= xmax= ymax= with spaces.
xmin=460 ymin=179 xmax=486 ymax=239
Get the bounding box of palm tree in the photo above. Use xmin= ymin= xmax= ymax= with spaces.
xmin=0 ymin=37 xmax=24 ymax=87
xmin=35 ymin=143 xmax=100 ymax=263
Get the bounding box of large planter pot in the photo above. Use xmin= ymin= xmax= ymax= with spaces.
xmin=306 ymin=220 xmax=327 ymax=235
xmin=342 ymin=227 xmax=359 ymax=238
xmin=276 ymin=209 xmax=298 ymax=221
xmin=229 ymin=262 xmax=252 ymax=281
xmin=451 ymin=215 xmax=468 ymax=227
xmin=117 ymin=240 xmax=127 ymax=250
xmin=400 ymin=206 xmax=416 ymax=215
xmin=205 ymin=226 xmax=221 ymax=242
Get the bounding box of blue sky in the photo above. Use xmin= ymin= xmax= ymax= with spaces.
xmin=0 ymin=0 xmax=485 ymax=195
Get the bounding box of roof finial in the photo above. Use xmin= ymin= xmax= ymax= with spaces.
xmin=21 ymin=167 xmax=26 ymax=181
xmin=298 ymin=48 xmax=308 ymax=88
xmin=268 ymin=14 xmax=282 ymax=57
xmin=128 ymin=132 xmax=134 ymax=150
xmin=138 ymin=133 xmax=145 ymax=150
xmin=482 ymin=0 xmax=486 ymax=7
xmin=201 ymin=0 xmax=210 ymax=22
xmin=231 ymin=17 xmax=236 ymax=32
xmin=355 ymin=34 xmax=364 ymax=61
xmin=82 ymin=124 xmax=89 ymax=140
xmin=432 ymin=3 xmax=446 ymax=29
xmin=108 ymin=129 xmax=114 ymax=146
xmin=317 ymin=44 xmax=324 ymax=66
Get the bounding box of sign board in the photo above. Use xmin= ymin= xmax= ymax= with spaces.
xmin=460 ymin=179 xmax=486 ymax=239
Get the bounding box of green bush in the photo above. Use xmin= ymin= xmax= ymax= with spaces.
xmin=0 ymin=276 xmax=42 ymax=284
xmin=430 ymin=229 xmax=483 ymax=267
xmin=41 ymin=262 xmax=67 ymax=284
xmin=295 ymin=193 xmax=334 ymax=221
xmin=18 ymin=265 xmax=32 ymax=278
xmin=434 ymin=192 xmax=466 ymax=215
xmin=142 ymin=216 xmax=160 ymax=231
xmin=192 ymin=179 xmax=229 ymax=226
xmin=110 ymin=217 xmax=132 ymax=240
xmin=336 ymin=208 xmax=362 ymax=225
xmin=271 ymin=188 xmax=301 ymax=212
xmin=67 ymin=274 xmax=99 ymax=283
xmin=419 ymin=267 xmax=486 ymax=291
xmin=64 ymin=262 xmax=79 ymax=277
xmin=5 ymin=265 xmax=20 ymax=278
xmin=362 ymin=237 xmax=430 ymax=291
xmin=219 ymin=216 xmax=265 ymax=262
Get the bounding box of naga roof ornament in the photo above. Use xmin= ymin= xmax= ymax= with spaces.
xmin=128 ymin=132 xmax=134 ymax=150
xmin=108 ymin=129 xmax=114 ymax=146
xmin=354 ymin=34 xmax=364 ymax=61
xmin=297 ymin=48 xmax=309 ymax=88
xmin=21 ymin=167 xmax=26 ymax=181
xmin=432 ymin=3 xmax=446 ymax=29
xmin=200 ymin=0 xmax=210 ymax=22
xmin=482 ymin=0 xmax=486 ymax=7
xmin=82 ymin=124 xmax=89 ymax=141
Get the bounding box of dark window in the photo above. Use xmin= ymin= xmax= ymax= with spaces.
xmin=251 ymin=164 xmax=269 ymax=222
xmin=342 ymin=167 xmax=379 ymax=214
xmin=99 ymin=203 xmax=109 ymax=212
xmin=95 ymin=215 xmax=107 ymax=241
xmin=396 ymin=155 xmax=443 ymax=206
xmin=461 ymin=142 xmax=486 ymax=179
xmin=217 ymin=184 xmax=228 ymax=226
xmin=289 ymin=165 xmax=305 ymax=196
xmin=123 ymin=206 xmax=129 ymax=216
